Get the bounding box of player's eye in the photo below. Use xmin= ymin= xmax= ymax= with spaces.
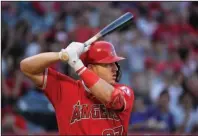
xmin=103 ymin=63 xmax=114 ymax=68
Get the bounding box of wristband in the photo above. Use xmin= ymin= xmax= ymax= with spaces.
xmin=77 ymin=67 xmax=100 ymax=88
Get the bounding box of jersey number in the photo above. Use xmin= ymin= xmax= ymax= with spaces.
xmin=102 ymin=126 xmax=123 ymax=136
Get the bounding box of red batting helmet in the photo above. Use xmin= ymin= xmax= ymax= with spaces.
xmin=80 ymin=41 xmax=125 ymax=65
xmin=80 ymin=41 xmax=125 ymax=82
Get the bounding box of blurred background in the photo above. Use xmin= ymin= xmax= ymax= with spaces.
xmin=1 ymin=1 xmax=198 ymax=135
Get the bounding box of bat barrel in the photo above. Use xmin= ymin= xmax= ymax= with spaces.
xmin=100 ymin=12 xmax=133 ymax=37
xmin=84 ymin=12 xmax=133 ymax=48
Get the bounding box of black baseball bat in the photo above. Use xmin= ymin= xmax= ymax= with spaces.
xmin=62 ymin=12 xmax=133 ymax=61
xmin=84 ymin=12 xmax=134 ymax=47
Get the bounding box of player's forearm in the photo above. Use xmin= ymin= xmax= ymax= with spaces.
xmin=79 ymin=68 xmax=125 ymax=110
xmin=89 ymin=79 xmax=114 ymax=103
xmin=20 ymin=52 xmax=60 ymax=75
xmin=77 ymin=66 xmax=115 ymax=104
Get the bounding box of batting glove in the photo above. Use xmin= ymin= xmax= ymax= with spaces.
xmin=59 ymin=42 xmax=88 ymax=71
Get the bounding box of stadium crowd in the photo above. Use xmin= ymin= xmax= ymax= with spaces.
xmin=1 ymin=1 xmax=198 ymax=135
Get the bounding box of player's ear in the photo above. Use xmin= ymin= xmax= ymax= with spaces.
xmin=88 ymin=64 xmax=98 ymax=72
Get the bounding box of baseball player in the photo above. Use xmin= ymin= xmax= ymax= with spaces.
xmin=20 ymin=41 xmax=134 ymax=135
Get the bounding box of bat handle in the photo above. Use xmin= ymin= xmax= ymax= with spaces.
xmin=61 ymin=33 xmax=101 ymax=62
xmin=84 ymin=33 xmax=101 ymax=48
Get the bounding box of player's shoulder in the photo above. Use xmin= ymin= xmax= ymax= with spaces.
xmin=48 ymin=68 xmax=77 ymax=83
xmin=114 ymin=83 xmax=134 ymax=97
xmin=114 ymin=83 xmax=134 ymax=91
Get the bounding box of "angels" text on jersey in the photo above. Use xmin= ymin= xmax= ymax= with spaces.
xmin=70 ymin=101 xmax=120 ymax=124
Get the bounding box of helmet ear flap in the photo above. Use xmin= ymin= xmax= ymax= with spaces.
xmin=115 ymin=62 xmax=122 ymax=82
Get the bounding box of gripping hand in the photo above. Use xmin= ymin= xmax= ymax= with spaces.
xmin=59 ymin=42 xmax=88 ymax=71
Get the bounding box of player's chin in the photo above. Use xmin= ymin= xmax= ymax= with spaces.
xmin=109 ymin=79 xmax=116 ymax=85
